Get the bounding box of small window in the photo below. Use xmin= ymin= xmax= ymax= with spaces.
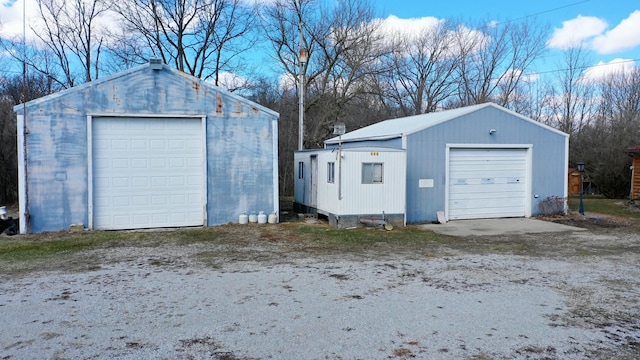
xmin=298 ymin=161 xmax=304 ymax=179
xmin=327 ymin=162 xmax=335 ymax=183
xmin=362 ymin=163 xmax=383 ymax=184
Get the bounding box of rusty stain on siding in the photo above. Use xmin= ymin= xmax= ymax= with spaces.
xmin=192 ymin=81 xmax=200 ymax=96
xmin=216 ymin=93 xmax=223 ymax=114
xmin=111 ymin=85 xmax=121 ymax=107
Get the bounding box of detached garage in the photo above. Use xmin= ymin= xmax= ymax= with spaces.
xmin=15 ymin=61 xmax=279 ymax=233
xmin=324 ymin=103 xmax=568 ymax=224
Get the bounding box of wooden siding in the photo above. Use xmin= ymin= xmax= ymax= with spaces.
xmin=15 ymin=64 xmax=278 ymax=233
xmin=633 ymin=156 xmax=640 ymax=200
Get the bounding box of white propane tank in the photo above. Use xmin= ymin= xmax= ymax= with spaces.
xmin=268 ymin=211 xmax=277 ymax=224
xmin=257 ymin=211 xmax=267 ymax=224
xmin=248 ymin=211 xmax=258 ymax=223
xmin=239 ymin=212 xmax=248 ymax=224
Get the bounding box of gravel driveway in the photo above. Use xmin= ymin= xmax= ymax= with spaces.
xmin=1 ymin=219 xmax=639 ymax=359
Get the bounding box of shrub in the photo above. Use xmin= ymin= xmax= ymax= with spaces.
xmin=538 ymin=196 xmax=566 ymax=216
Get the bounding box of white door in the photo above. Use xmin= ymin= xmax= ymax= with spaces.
xmin=92 ymin=117 xmax=204 ymax=230
xmin=310 ymin=155 xmax=318 ymax=208
xmin=448 ymin=148 xmax=527 ymax=220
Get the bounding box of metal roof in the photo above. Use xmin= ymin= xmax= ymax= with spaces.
xmin=325 ymin=102 xmax=567 ymax=145
xmin=13 ymin=62 xmax=279 ymax=118
xmin=295 ymin=146 xmax=404 ymax=154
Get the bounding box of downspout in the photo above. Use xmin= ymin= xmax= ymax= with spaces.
xmin=338 ymin=134 xmax=342 ymax=200
xmin=272 ymin=114 xmax=280 ymax=222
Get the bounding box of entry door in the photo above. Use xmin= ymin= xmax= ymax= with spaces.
xmin=448 ymin=148 xmax=528 ymax=220
xmin=92 ymin=117 xmax=205 ymax=230
xmin=310 ymin=155 xmax=318 ymax=208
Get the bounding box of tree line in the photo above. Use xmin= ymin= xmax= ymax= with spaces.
xmin=0 ymin=0 xmax=638 ymax=204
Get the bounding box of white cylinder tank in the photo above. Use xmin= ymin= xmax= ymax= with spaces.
xmin=257 ymin=211 xmax=267 ymax=224
xmin=239 ymin=212 xmax=248 ymax=224
xmin=248 ymin=211 xmax=258 ymax=223
xmin=268 ymin=212 xmax=277 ymax=224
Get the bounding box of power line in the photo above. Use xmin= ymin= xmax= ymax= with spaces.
xmin=525 ymin=58 xmax=640 ymax=78
xmin=497 ymin=0 xmax=590 ymax=25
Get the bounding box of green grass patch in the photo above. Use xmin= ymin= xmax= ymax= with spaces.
xmin=0 ymin=227 xmax=229 ymax=262
xmin=172 ymin=228 xmax=221 ymax=245
xmin=568 ymin=195 xmax=640 ymax=219
xmin=0 ymin=236 xmax=105 ymax=261
xmin=576 ymin=249 xmax=595 ymax=256
xmin=293 ymin=223 xmax=457 ymax=250
xmin=0 ymin=231 xmax=153 ymax=261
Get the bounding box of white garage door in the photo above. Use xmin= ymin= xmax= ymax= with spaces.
xmin=448 ymin=148 xmax=528 ymax=220
xmin=92 ymin=117 xmax=204 ymax=230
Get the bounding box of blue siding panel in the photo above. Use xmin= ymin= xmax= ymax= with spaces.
xmin=16 ymin=65 xmax=278 ymax=233
xmin=331 ymin=105 xmax=568 ymax=224
xmin=325 ymin=138 xmax=403 ymax=150
xmin=404 ymin=106 xmax=566 ymax=223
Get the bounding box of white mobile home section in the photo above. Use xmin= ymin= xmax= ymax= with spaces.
xmin=294 ymin=148 xmax=406 ymax=228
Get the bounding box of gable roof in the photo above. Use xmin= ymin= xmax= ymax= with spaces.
xmin=625 ymin=145 xmax=640 ymax=156
xmin=325 ymin=102 xmax=567 ymax=145
xmin=14 ymin=62 xmax=278 ymax=117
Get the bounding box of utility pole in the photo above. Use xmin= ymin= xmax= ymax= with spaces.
xmin=298 ymin=22 xmax=307 ymax=150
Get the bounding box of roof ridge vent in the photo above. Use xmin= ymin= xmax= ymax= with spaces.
xmin=149 ymin=59 xmax=163 ymax=70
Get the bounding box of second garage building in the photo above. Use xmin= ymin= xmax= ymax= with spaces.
xmin=323 ymin=103 xmax=569 ymax=223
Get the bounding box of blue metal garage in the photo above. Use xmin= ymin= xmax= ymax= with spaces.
xmin=323 ymin=103 xmax=568 ymax=224
xmin=14 ymin=61 xmax=279 ymax=233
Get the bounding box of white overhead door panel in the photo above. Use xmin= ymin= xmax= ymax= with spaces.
xmin=448 ymin=148 xmax=527 ymax=220
xmin=93 ymin=117 xmax=204 ymax=230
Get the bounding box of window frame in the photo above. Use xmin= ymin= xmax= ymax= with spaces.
xmin=361 ymin=162 xmax=383 ymax=184
xmin=298 ymin=161 xmax=304 ymax=179
xmin=327 ymin=162 xmax=335 ymax=183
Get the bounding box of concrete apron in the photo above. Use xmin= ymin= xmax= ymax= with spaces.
xmin=419 ymin=217 xmax=586 ymax=237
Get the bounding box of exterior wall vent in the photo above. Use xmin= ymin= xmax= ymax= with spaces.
xmin=149 ymin=59 xmax=163 ymax=70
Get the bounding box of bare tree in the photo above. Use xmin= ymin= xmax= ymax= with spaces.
xmin=381 ymin=19 xmax=459 ymax=116
xmin=263 ymin=0 xmax=386 ymax=148
xmin=452 ymin=18 xmax=548 ymax=108
xmin=572 ymin=67 xmax=640 ymax=198
xmin=0 ymin=75 xmax=54 ymax=204
xmin=28 ymin=0 xmax=110 ymax=87
xmin=544 ymin=46 xmax=595 ymax=136
xmin=112 ymin=0 xmax=256 ymax=84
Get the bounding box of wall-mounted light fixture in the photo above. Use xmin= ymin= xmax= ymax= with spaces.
xmin=489 ymin=129 xmax=497 ymax=135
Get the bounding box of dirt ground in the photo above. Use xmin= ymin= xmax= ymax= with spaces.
xmin=1 ymin=208 xmax=640 ymax=359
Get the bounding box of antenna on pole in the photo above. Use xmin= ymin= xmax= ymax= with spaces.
xmin=21 ymin=0 xmax=30 ymax=233
xmin=298 ymin=21 xmax=307 ymax=150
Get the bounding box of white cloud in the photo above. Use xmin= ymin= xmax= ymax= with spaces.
xmin=278 ymin=72 xmax=296 ymax=92
xmin=547 ymin=15 xmax=607 ymax=49
xmin=591 ymin=10 xmax=640 ymax=54
xmin=375 ymin=14 xmax=442 ymax=41
xmin=216 ymin=71 xmax=252 ymax=92
xmin=373 ymin=15 xmax=489 ymax=59
xmin=0 ymin=0 xmax=38 ymax=40
xmin=581 ymin=58 xmax=637 ymax=83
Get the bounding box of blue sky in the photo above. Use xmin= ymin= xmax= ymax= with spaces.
xmin=370 ymin=0 xmax=640 ymax=80
xmin=1 ymin=0 xmax=638 ymax=83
